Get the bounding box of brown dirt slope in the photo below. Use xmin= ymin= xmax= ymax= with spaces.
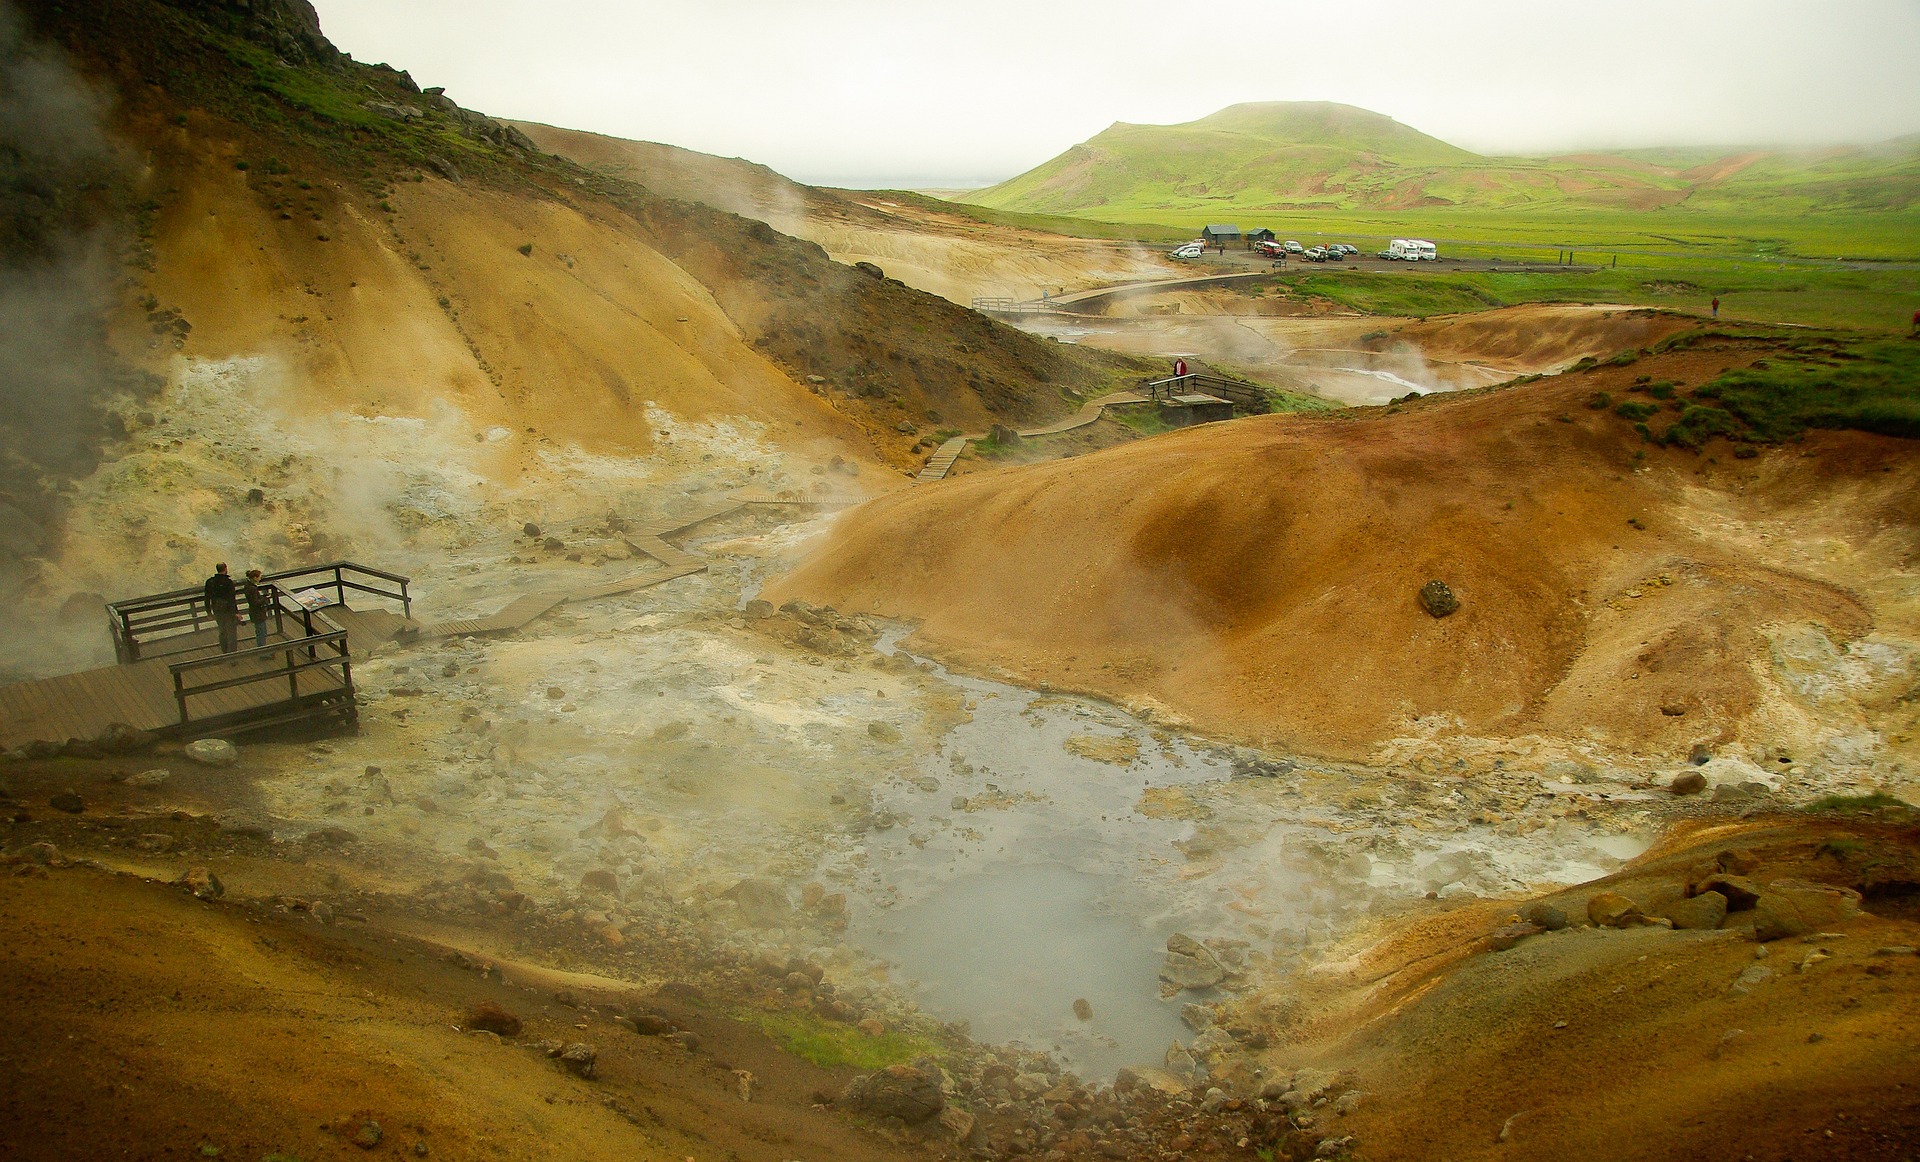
xmin=1267 ymin=814 xmax=1920 ymax=1161
xmin=0 ymin=862 xmax=928 ymax=1162
xmin=768 ymin=332 xmax=1920 ymax=760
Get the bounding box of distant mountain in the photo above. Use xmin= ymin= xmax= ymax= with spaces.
xmin=966 ymin=101 xmax=1920 ymax=220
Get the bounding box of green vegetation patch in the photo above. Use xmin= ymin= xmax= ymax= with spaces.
xmin=736 ymin=1009 xmax=939 ymax=1071
xmin=1692 ymin=338 xmax=1920 ymax=440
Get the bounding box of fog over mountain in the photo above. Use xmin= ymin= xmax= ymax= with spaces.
xmin=310 ymin=0 xmax=1920 ymax=187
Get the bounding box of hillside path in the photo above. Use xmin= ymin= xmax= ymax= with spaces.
xmin=916 ymin=392 xmax=1148 ymax=483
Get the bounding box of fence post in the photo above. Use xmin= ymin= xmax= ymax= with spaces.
xmin=174 ymin=669 xmax=189 ymax=726
xmin=288 ymin=648 xmax=299 ymax=703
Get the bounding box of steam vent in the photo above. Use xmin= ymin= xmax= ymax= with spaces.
xmin=1 ymin=1 xmax=1917 ymax=1159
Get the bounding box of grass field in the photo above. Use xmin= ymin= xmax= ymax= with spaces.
xmin=1235 ymin=259 xmax=1920 ymax=333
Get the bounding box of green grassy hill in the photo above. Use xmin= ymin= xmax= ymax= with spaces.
xmin=965 ymin=102 xmax=1920 ymax=260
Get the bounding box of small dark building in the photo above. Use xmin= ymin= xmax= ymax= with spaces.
xmin=1200 ymin=224 xmax=1241 ymax=249
xmin=1245 ymin=228 xmax=1275 ymax=246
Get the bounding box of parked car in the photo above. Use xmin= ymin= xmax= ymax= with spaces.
xmin=1325 ymin=247 xmax=1345 ymax=261
xmin=1283 ymin=240 xmax=1304 ymax=253
xmin=1303 ymin=246 xmax=1328 ymax=262
xmin=1253 ymin=240 xmax=1287 ymax=258
xmin=1170 ymin=241 xmax=1205 ymax=260
xmin=1376 ymin=248 xmax=1396 ymax=260
xmin=1335 ymin=244 xmax=1359 ymax=255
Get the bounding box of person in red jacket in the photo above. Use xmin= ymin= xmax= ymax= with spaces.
xmin=1711 ymin=296 xmax=1720 ymax=318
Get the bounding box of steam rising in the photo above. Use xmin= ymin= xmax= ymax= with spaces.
xmin=0 ymin=0 xmax=137 ymax=560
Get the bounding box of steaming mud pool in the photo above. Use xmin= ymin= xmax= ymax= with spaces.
xmin=231 ymin=495 xmax=1701 ymax=1084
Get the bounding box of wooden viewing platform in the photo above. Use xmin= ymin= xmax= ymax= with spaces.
xmin=0 ymin=562 xmax=416 ymax=751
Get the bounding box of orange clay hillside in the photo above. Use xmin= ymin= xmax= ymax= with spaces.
xmin=768 ymin=331 xmax=1920 ymax=763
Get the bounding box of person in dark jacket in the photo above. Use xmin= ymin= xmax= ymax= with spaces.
xmin=243 ymin=569 xmax=270 ymax=648
xmin=203 ymin=562 xmax=239 ymax=654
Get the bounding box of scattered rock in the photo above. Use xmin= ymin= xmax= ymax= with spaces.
xmin=1586 ymin=891 xmax=1641 ymax=928
xmin=135 ymin=833 xmax=176 ymax=853
xmin=744 ymin=598 xmax=775 ymax=619
xmin=96 ymin=722 xmax=157 ymax=754
xmin=466 ymin=1001 xmax=522 ymax=1037
xmin=853 ymin=261 xmax=885 ymax=280
xmin=1518 ymin=902 xmax=1568 ymax=931
xmin=48 ymin=791 xmax=83 ymax=814
xmin=989 ymin=423 xmax=1022 ymax=447
xmin=1657 ymin=890 xmax=1728 ymax=930
xmin=580 ymin=868 xmax=620 ymax=895
xmin=936 ymin=1105 xmax=977 ymax=1143
xmin=353 ymin=1120 xmax=383 ymax=1149
xmin=1073 ymin=998 xmax=1093 ymax=1021
xmin=177 ymin=866 xmax=224 ymax=900
xmin=867 ymin=721 xmax=902 ymax=744
xmin=1669 ymin=771 xmax=1707 ymax=796
xmin=627 ymin=1013 xmax=675 ymax=1036
xmin=183 ymin=738 xmax=238 ymax=768
xmin=1729 ymin=964 xmax=1773 ymax=994
xmin=23 ymin=841 xmax=59 ymax=865
xmin=667 ymin=1030 xmax=701 ymax=1053
xmin=722 ymin=877 xmax=793 ymax=929
xmin=558 ymin=1042 xmax=597 ymax=1078
xmin=1160 ymin=933 xmax=1226 ymax=990
xmin=856 ymin=1018 xmax=886 ymax=1036
xmin=1179 ymin=1002 xmax=1214 ymax=1032
xmin=1716 ymin=849 xmax=1761 ymax=876
xmin=127 ymin=768 xmax=170 ymax=788
xmin=522 ymin=522 xmax=541 ymax=538
xmin=1488 ymin=921 xmax=1543 ymax=951
xmin=1163 ymin=1041 xmax=1198 ymax=1080
xmin=1750 ymin=895 xmax=1808 ymax=942
xmin=1694 ymin=874 xmax=1761 ymax=912
xmin=843 ymin=1063 xmax=943 ymax=1123
xmin=1417 ymin=580 xmax=1459 ymax=618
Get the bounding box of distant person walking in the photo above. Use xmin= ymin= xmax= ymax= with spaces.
xmin=1174 ymin=358 xmax=1188 ymax=379
xmin=203 ymin=562 xmax=239 ymax=654
xmin=243 ymin=568 xmax=270 ymax=648
xmin=1711 ymin=296 xmax=1720 ymax=318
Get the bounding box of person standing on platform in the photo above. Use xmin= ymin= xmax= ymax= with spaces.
xmin=203 ymin=562 xmax=239 ymax=654
xmin=243 ymin=569 xmax=270 ymax=648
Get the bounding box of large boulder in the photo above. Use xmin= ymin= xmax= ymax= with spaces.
xmin=1750 ymin=879 xmax=1863 ymax=942
xmin=1586 ymin=891 xmax=1641 ymax=928
xmin=843 ymin=1063 xmax=944 ymax=1123
xmin=722 ymin=877 xmax=793 ymax=929
xmin=1693 ymin=873 xmax=1761 ymax=911
xmin=1417 ymin=580 xmax=1459 ymax=618
xmin=1656 ymin=890 xmax=1728 ymax=931
xmin=1160 ymin=933 xmax=1226 ymax=990
xmin=183 ymin=738 xmax=239 ymax=768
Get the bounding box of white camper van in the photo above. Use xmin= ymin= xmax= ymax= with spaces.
xmin=1411 ymin=239 xmax=1438 ymax=261
xmin=1387 ymin=238 xmax=1416 ymax=260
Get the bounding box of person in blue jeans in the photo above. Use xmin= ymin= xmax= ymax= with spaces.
xmin=242 ymin=569 xmax=271 ymax=648
xmin=203 ymin=563 xmax=238 ymax=653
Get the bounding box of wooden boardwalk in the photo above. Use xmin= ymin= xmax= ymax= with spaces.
xmin=0 ymin=492 xmax=861 ymax=748
xmin=0 ymin=626 xmax=347 ymax=750
xmin=914 ymin=392 xmax=1149 ymax=483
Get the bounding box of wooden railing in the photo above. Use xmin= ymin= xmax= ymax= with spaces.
xmin=1142 ymin=372 xmax=1267 ymax=409
xmin=167 ymin=621 xmax=354 ymax=730
xmin=107 ymin=560 xmax=410 ymax=663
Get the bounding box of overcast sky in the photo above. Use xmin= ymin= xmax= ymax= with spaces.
xmin=309 ymin=0 xmax=1920 ymax=188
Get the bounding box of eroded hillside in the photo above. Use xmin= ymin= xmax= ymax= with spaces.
xmin=769 ymin=332 xmax=1920 ymax=775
